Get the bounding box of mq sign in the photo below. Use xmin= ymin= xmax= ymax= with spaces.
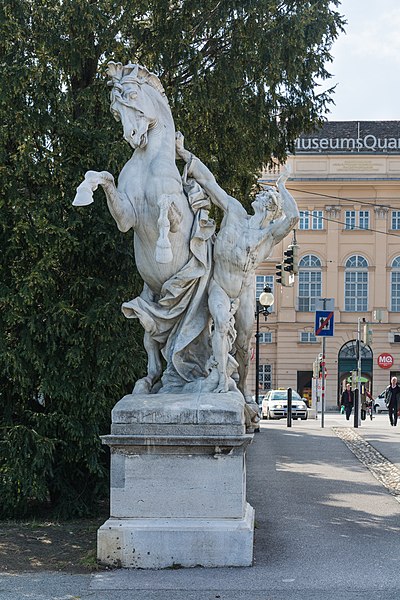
xmin=377 ymin=353 xmax=394 ymax=369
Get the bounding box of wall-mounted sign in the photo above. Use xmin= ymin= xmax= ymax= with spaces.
xmin=295 ymin=135 xmax=400 ymax=153
xmin=295 ymin=122 xmax=400 ymax=155
xmin=377 ymin=353 xmax=394 ymax=369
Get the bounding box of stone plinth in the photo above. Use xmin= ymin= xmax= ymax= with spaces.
xmin=97 ymin=391 xmax=254 ymax=568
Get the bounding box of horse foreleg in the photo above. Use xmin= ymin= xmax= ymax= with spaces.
xmin=156 ymin=194 xmax=174 ymax=263
xmin=73 ymin=170 xmax=114 ymax=206
xmin=168 ymin=201 xmax=183 ymax=233
xmin=132 ymin=331 xmax=163 ymax=395
xmin=73 ymin=171 xmax=136 ymax=233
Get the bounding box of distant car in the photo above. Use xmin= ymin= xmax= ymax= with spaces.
xmin=261 ymin=389 xmax=308 ymax=420
xmin=374 ymin=390 xmax=388 ymax=413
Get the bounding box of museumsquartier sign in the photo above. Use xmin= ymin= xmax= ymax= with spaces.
xmin=295 ymin=121 xmax=400 ymax=154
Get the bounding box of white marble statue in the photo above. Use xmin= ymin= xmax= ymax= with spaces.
xmin=73 ymin=62 xmax=215 ymax=393
xmin=175 ymin=133 xmax=299 ymax=402
xmin=73 ymin=61 xmax=299 ymax=409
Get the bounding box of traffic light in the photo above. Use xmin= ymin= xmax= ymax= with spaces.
xmin=283 ymin=246 xmax=294 ymax=273
xmin=313 ymin=358 xmax=319 ymax=378
xmin=362 ymin=321 xmax=373 ymax=345
xmin=283 ymin=244 xmax=300 ymax=275
xmin=313 ymin=353 xmax=323 ymax=378
xmin=292 ymin=243 xmax=299 ymax=275
xmin=275 ymin=263 xmax=290 ymax=286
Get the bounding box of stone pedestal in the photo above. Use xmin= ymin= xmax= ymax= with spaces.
xmin=97 ymin=391 xmax=254 ymax=568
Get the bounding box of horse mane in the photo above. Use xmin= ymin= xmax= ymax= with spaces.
xmin=107 ymin=61 xmax=167 ymax=100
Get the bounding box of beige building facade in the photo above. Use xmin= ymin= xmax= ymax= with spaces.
xmin=252 ymin=121 xmax=400 ymax=409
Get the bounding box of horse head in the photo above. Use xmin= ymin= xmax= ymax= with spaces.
xmin=107 ymin=62 xmax=169 ymax=150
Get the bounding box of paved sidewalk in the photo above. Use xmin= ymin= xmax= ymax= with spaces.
xmin=325 ymin=410 xmax=400 ymax=470
xmin=1 ymin=414 xmax=399 ymax=600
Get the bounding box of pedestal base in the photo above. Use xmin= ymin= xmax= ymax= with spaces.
xmin=98 ymin=503 xmax=254 ymax=568
xmin=98 ymin=391 xmax=254 ymax=568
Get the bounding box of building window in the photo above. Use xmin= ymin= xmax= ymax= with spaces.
xmin=345 ymin=210 xmax=370 ymax=230
xmin=297 ymin=255 xmax=322 ymax=312
xmin=312 ymin=210 xmax=324 ymax=230
xmin=299 ymin=210 xmax=323 ymax=230
xmin=345 ymin=210 xmax=356 ymax=230
xmin=258 ymin=364 xmax=272 ymax=391
xmin=256 ymin=275 xmax=274 ymax=312
xmin=259 ymin=331 xmax=272 ymax=343
xmin=392 ymin=211 xmax=400 ymax=230
xmin=299 ymin=210 xmax=310 ymax=230
xmin=391 ymin=257 xmax=400 ymax=312
xmin=344 ymin=255 xmax=368 ymax=312
xmin=300 ymin=332 xmax=318 ymax=343
xmin=359 ymin=211 xmax=370 ymax=230
xmin=339 ymin=340 xmax=372 ymax=359
xmin=256 ymin=275 xmax=274 ymax=299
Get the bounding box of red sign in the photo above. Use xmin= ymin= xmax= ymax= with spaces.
xmin=377 ymin=353 xmax=394 ymax=369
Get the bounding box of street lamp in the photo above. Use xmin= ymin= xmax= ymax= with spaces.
xmin=255 ymin=285 xmax=275 ymax=407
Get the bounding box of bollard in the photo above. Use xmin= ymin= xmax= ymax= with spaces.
xmin=287 ymin=387 xmax=292 ymax=427
xmin=353 ymin=388 xmax=359 ymax=428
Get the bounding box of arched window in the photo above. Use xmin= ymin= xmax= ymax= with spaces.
xmin=297 ymin=255 xmax=322 ymax=312
xmin=339 ymin=340 xmax=372 ymax=359
xmin=344 ymin=255 xmax=368 ymax=312
xmin=391 ymin=257 xmax=400 ymax=311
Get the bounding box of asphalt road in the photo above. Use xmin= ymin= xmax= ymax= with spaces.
xmin=1 ymin=413 xmax=399 ymax=600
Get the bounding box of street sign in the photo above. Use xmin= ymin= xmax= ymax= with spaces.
xmin=347 ymin=375 xmax=368 ymax=383
xmin=315 ymin=310 xmax=334 ymax=337
xmin=377 ymin=353 xmax=393 ymax=369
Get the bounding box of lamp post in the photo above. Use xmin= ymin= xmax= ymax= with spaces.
xmin=255 ymin=285 xmax=275 ymax=407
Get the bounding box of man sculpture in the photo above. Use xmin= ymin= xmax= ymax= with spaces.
xmin=175 ymin=133 xmax=299 ymax=403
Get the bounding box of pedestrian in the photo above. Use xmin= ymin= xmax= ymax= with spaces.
xmin=384 ymin=376 xmax=400 ymax=426
xmin=341 ymin=383 xmax=354 ymax=421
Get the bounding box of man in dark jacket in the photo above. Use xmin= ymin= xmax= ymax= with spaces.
xmin=341 ymin=383 xmax=354 ymax=421
xmin=385 ymin=376 xmax=400 ymax=426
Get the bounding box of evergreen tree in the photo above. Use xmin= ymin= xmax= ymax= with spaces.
xmin=0 ymin=0 xmax=345 ymax=517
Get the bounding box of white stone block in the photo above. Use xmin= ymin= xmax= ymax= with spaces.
xmin=98 ymin=392 xmax=254 ymax=568
xmin=98 ymin=503 xmax=254 ymax=568
xmin=110 ymin=449 xmax=246 ymax=519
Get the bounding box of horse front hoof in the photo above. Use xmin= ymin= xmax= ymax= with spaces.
xmin=132 ymin=378 xmax=151 ymax=395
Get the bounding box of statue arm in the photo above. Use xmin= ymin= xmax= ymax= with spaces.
xmin=175 ymin=132 xmax=241 ymax=214
xmin=268 ymin=170 xmax=299 ymax=246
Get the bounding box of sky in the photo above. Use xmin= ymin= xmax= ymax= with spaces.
xmin=325 ymin=0 xmax=400 ymax=121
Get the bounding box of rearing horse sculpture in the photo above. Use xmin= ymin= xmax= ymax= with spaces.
xmin=73 ymin=62 xmax=214 ymax=393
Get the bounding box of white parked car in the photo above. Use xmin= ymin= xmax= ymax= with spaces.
xmin=373 ymin=390 xmax=388 ymax=413
xmin=261 ymin=389 xmax=308 ymax=420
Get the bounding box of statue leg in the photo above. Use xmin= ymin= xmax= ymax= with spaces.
xmin=235 ymin=300 xmax=261 ymax=430
xmin=132 ymin=285 xmax=164 ymax=394
xmin=132 ymin=331 xmax=163 ymax=395
xmin=234 ymin=289 xmax=256 ymax=402
xmin=72 ymin=170 xmax=136 ymax=233
xmin=208 ymin=280 xmax=235 ymax=393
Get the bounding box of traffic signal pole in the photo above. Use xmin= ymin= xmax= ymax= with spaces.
xmin=318 ymin=297 xmax=331 ymax=429
xmin=354 ymin=318 xmax=362 ymax=428
xmin=321 ymin=336 xmax=326 ymax=429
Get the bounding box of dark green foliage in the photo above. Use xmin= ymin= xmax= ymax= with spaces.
xmin=0 ymin=0 xmax=345 ymax=517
